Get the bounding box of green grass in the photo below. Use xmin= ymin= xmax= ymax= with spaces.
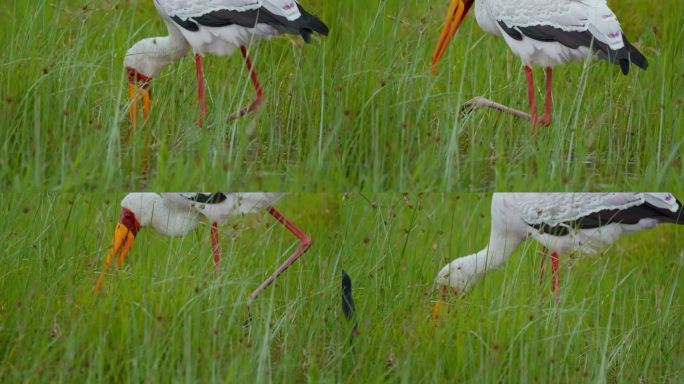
xmin=2 ymin=193 xmax=683 ymax=382
xmin=0 ymin=193 xmax=346 ymax=382
xmin=1 ymin=0 xmax=683 ymax=191
xmin=342 ymin=193 xmax=684 ymax=382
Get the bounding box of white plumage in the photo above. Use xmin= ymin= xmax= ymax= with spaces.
xmin=114 ymin=192 xmax=281 ymax=236
xmin=516 ymin=193 xmax=679 ymax=226
xmin=478 ymin=0 xmax=625 ymax=67
xmin=151 ymin=0 xmax=288 ymax=56
xmin=96 ymin=192 xmax=311 ymax=307
xmin=432 ymin=0 xmax=648 ymax=131
xmin=160 ymin=192 xmax=283 ymax=230
xmin=435 ymin=193 xmax=683 ymax=293
xmin=125 ymin=0 xmax=328 ymax=126
xmin=156 ymin=0 xmax=301 ymax=22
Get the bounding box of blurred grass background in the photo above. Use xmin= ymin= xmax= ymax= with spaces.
xmin=1 ymin=0 xmax=682 ymax=191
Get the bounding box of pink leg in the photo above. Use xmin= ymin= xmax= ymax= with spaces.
xmin=551 ymin=251 xmax=560 ymax=302
xmin=524 ymin=66 xmax=539 ymax=133
xmin=195 ymin=54 xmax=208 ymax=128
xmin=229 ymin=46 xmax=264 ymax=121
xmin=247 ymin=207 xmax=312 ymax=307
xmin=539 ymin=68 xmax=553 ymax=127
xmin=461 ymin=96 xmax=531 ymax=121
xmin=211 ymin=222 xmax=220 ymax=270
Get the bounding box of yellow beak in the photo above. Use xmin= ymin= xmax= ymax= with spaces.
xmin=433 ymin=285 xmax=456 ymax=320
xmin=433 ymin=299 xmax=447 ymax=320
xmin=431 ymin=0 xmax=472 ymax=75
xmin=128 ymin=82 xmax=151 ymax=127
xmin=94 ymin=223 xmax=136 ymax=293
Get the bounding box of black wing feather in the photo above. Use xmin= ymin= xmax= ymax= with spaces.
xmin=184 ymin=193 xmax=228 ymax=205
xmin=529 ymin=199 xmax=684 ymax=236
xmin=171 ymin=5 xmax=328 ymax=43
xmin=497 ymin=21 xmax=648 ymax=75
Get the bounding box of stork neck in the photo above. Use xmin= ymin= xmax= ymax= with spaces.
xmin=461 ymin=246 xmax=498 ymax=278
xmin=461 ymin=231 xmax=521 ymax=278
xmin=126 ymin=22 xmax=189 ymax=78
xmin=139 ymin=35 xmax=188 ymax=66
xmin=162 ymin=19 xmax=190 ymax=59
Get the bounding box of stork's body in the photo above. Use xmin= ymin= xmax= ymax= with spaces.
xmin=95 ymin=193 xmax=312 ymax=308
xmin=435 ymin=193 xmax=683 ymax=303
xmin=126 ymin=0 xmax=328 ymax=127
xmin=432 ymin=0 xmax=648 ymax=131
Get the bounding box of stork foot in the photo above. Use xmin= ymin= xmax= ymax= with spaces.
xmin=461 ymin=96 xmax=531 ymax=121
xmin=228 ymin=45 xmax=264 ymax=122
xmin=228 ymin=97 xmax=263 ymax=122
xmin=538 ymin=114 xmax=552 ymax=127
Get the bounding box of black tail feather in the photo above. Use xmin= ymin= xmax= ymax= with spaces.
xmin=666 ymin=198 xmax=684 ymax=225
xmin=186 ymin=6 xmax=328 ymax=44
xmin=296 ymin=5 xmax=329 ymax=43
xmin=608 ymin=35 xmax=648 ymax=75
xmin=623 ymin=35 xmax=648 ymax=71
xmin=529 ymin=197 xmax=684 ymax=236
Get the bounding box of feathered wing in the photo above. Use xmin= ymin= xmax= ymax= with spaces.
xmin=507 ymin=193 xmax=682 ymax=234
xmin=511 ymin=193 xmax=647 ymax=226
xmin=579 ymin=0 xmax=648 ymax=73
xmin=162 ymin=192 xmax=283 ymax=219
xmin=490 ymin=0 xmax=647 ymax=73
xmin=161 ymin=192 xmax=224 ymax=210
xmin=642 ymin=193 xmax=684 ymax=224
xmin=156 ymin=0 xmax=265 ymax=20
xmin=158 ymin=0 xmax=306 ymax=20
xmin=157 ymin=0 xmax=328 ymax=43
xmin=219 ymin=193 xmax=284 ymax=216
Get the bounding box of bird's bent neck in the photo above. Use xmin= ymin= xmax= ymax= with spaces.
xmin=126 ymin=23 xmax=189 ymax=77
xmin=141 ymin=37 xmax=188 ymax=71
xmin=444 ymin=230 xmax=523 ymax=290
xmin=461 ymin=246 xmax=497 ymax=278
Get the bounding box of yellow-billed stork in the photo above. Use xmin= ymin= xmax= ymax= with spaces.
xmin=94 ymin=193 xmax=312 ymax=308
xmin=434 ymin=193 xmax=683 ymax=317
xmin=431 ymin=0 xmax=648 ymax=132
xmin=125 ymin=0 xmax=329 ymax=127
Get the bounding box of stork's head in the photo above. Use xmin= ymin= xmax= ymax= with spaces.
xmin=124 ymin=39 xmax=164 ymax=127
xmin=119 ymin=193 xmax=162 ymax=228
xmin=431 ymin=0 xmax=475 ymax=74
xmin=436 ymin=259 xmax=476 ymax=293
xmin=95 ymin=193 xmax=161 ymax=292
xmin=433 ymin=259 xmax=472 ymax=319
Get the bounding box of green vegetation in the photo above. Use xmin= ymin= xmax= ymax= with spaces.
xmin=0 ymin=193 xmax=344 ymax=382
xmin=340 ymin=193 xmax=684 ymax=382
xmin=2 ymin=0 xmax=682 ymax=191
xmin=2 ymin=193 xmax=682 ymax=381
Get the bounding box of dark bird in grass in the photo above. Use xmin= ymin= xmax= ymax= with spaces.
xmin=341 ymin=270 xmax=359 ymax=343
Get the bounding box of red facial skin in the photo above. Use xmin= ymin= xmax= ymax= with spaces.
xmin=119 ymin=208 xmax=141 ymax=236
xmin=440 ymin=285 xmax=459 ymax=299
xmin=126 ymin=67 xmax=152 ymax=90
